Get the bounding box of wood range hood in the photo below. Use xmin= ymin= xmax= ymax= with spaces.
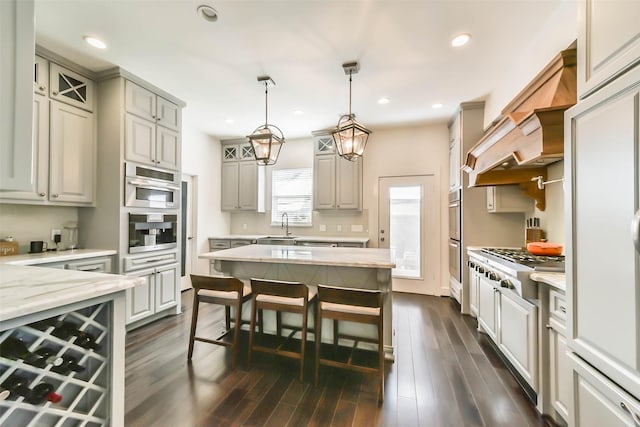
xmin=463 ymin=43 xmax=576 ymax=211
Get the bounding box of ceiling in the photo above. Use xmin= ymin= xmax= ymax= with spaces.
xmin=34 ymin=0 xmax=566 ymax=140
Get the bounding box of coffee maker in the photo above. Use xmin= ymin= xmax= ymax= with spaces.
xmin=60 ymin=222 xmax=78 ymax=250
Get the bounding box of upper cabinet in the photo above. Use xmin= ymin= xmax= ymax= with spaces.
xmin=0 ymin=0 xmax=36 ymax=193
xmin=312 ymin=133 xmax=362 ymax=211
xmin=577 ymin=0 xmax=640 ymax=99
xmin=0 ymin=55 xmax=96 ymax=206
xmin=49 ymin=63 xmax=95 ymax=112
xmin=125 ymin=81 xmax=181 ymax=170
xmin=220 ymin=141 xmax=265 ymax=212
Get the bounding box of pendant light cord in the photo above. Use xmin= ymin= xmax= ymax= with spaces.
xmin=348 ymin=72 xmax=353 ymax=116
xmin=264 ymin=82 xmax=268 ymax=125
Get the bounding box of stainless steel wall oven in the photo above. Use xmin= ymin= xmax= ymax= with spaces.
xmin=128 ymin=213 xmax=178 ymax=253
xmin=124 ymin=162 xmax=180 ymax=209
xmin=448 ymin=189 xmax=462 ymax=282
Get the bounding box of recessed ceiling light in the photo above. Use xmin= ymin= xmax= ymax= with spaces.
xmin=225 ymin=118 xmax=234 ymax=124
xmin=83 ymin=36 xmax=107 ymax=49
xmin=432 ymin=103 xmax=443 ymax=109
xmin=293 ymin=110 xmax=304 ymax=116
xmin=451 ymin=33 xmax=471 ymax=47
xmin=197 ymin=5 xmax=218 ymax=22
xmin=377 ymin=97 xmax=390 ymax=105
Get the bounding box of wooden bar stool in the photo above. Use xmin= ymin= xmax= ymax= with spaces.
xmin=248 ymin=278 xmax=317 ymax=381
xmin=314 ymin=284 xmax=385 ymax=404
xmin=188 ymin=275 xmax=252 ymax=368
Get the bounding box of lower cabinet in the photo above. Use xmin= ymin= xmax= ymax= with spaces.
xmin=35 ymin=256 xmax=113 ymax=273
xmin=569 ymin=351 xmax=640 ymax=427
xmin=478 ymin=276 xmax=498 ymax=342
xmin=449 ymin=276 xmax=462 ymax=305
xmin=468 ymin=262 xmax=480 ymax=316
xmin=125 ymin=263 xmax=179 ymax=325
xmin=549 ymin=316 xmax=570 ymax=421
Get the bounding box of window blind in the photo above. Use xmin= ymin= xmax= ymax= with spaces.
xmin=271 ymin=168 xmax=313 ymax=226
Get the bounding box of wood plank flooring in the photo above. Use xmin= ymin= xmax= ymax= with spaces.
xmin=125 ymin=291 xmax=552 ymax=427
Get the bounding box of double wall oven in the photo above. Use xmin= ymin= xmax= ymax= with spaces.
xmin=448 ymin=189 xmax=462 ymax=282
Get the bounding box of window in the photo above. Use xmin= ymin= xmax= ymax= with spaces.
xmin=271 ymin=168 xmax=313 ymax=226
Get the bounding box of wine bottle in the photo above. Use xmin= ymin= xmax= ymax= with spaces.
xmin=51 ymin=354 xmax=86 ymax=375
xmin=1 ymin=375 xmax=62 ymax=405
xmin=51 ymin=322 xmax=100 ymax=350
xmin=0 ymin=337 xmax=63 ymax=368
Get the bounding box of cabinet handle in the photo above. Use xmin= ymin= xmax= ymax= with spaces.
xmin=39 ymin=192 xmax=46 ymax=197
xmin=560 ymin=306 xmax=566 ymax=313
xmin=620 ymin=402 xmax=640 ymax=427
xmin=52 ymin=91 xmax=58 ymax=95
xmin=52 ymin=194 xmax=59 ymax=198
xmin=632 ymin=209 xmax=640 ymax=254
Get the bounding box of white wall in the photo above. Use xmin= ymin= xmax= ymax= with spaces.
xmin=181 ymin=113 xmax=229 ymax=274
xmin=483 ymin=1 xmax=578 ymax=128
xmin=0 ymin=204 xmax=78 ymax=253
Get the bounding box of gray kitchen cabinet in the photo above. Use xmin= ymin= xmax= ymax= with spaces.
xmin=125 ymin=80 xmax=181 ymax=170
xmin=468 ymin=261 xmax=481 ymax=316
xmin=566 ymin=65 xmax=640 ymax=403
xmin=221 ymin=141 xmax=265 ymax=212
xmin=478 ymin=275 xmax=499 ymax=342
xmin=547 ymin=289 xmax=570 ymax=423
xmin=0 ymin=0 xmax=36 ymax=193
xmin=34 ymin=255 xmax=114 ymax=273
xmin=125 ymin=262 xmax=179 ymax=325
xmin=313 ymin=134 xmax=362 ymax=211
xmin=49 ymin=62 xmax=95 ymax=112
xmin=486 ymin=185 xmax=532 ymax=213
xmin=577 ymin=0 xmax=640 ymax=99
xmin=34 ymin=55 xmax=48 ymax=95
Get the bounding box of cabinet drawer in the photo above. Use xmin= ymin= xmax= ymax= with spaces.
xmin=123 ymin=252 xmax=177 ymax=272
xmin=209 ymin=239 xmax=231 ymax=250
xmin=450 ymin=277 xmax=462 ymax=303
xmin=549 ymin=289 xmax=567 ymax=322
xmin=230 ymin=240 xmax=253 ymax=248
xmin=66 ymin=256 xmax=113 ymax=273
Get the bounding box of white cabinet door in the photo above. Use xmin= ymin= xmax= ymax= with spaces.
xmin=549 ymin=319 xmax=570 ymax=422
xmin=498 ymin=290 xmax=538 ymax=391
xmin=49 ymin=101 xmax=94 ymax=203
xmin=578 ymin=0 xmax=640 ymax=98
xmin=155 ymin=264 xmax=179 ymax=311
xmin=221 ymin=162 xmax=239 ymax=211
xmin=570 ymin=352 xmax=640 ymax=427
xmin=566 ymin=67 xmax=640 ymax=398
xmin=314 ymin=155 xmax=336 ymax=210
xmin=125 ymin=80 xmax=156 ymax=121
xmin=125 ymin=268 xmax=155 ymax=324
xmin=49 ymin=63 xmax=94 ymax=112
xmin=156 ymin=96 xmax=180 ymax=131
xmin=238 ymin=161 xmax=258 ymax=210
xmin=34 ymin=55 xmax=48 ymax=95
xmin=0 ymin=0 xmax=35 ymax=192
xmin=336 ymin=156 xmax=362 ymax=209
xmin=468 ymin=264 xmax=479 ymax=316
xmin=125 ymin=114 xmax=156 ymax=167
xmin=156 ymin=126 xmax=180 ymax=170
xmin=478 ymin=276 xmax=498 ymax=342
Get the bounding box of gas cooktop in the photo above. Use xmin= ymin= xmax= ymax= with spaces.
xmin=481 ymin=248 xmax=565 ymax=272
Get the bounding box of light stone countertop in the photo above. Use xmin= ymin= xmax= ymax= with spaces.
xmin=0 ymin=264 xmax=143 ymax=322
xmin=200 ymin=244 xmax=394 ymax=268
xmin=208 ymin=235 xmax=370 ymax=244
xmin=530 ymin=272 xmax=566 ymax=292
xmin=0 ymin=249 xmax=117 ymax=266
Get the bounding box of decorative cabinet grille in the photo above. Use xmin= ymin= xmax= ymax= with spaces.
xmin=315 ymin=135 xmax=335 ymax=154
xmin=49 ymin=64 xmax=94 ymax=112
xmin=0 ymin=302 xmax=111 ymax=426
xmin=223 ymin=145 xmax=238 ymax=161
xmin=240 ymin=143 xmax=254 ymax=160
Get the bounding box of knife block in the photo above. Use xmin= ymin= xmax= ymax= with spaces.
xmin=526 ymin=228 xmax=544 ymax=243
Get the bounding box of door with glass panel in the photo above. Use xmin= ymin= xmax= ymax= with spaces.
xmin=378 ymin=175 xmax=440 ymax=295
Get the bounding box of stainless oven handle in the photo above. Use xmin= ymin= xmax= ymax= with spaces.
xmin=632 ymin=209 xmax=640 ymax=254
xmin=449 ymin=241 xmax=459 ymax=248
xmin=449 ymin=202 xmax=460 ymax=208
xmin=127 ymin=179 xmax=180 ymax=191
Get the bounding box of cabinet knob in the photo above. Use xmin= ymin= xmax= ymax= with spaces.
xmin=380 ymin=237 xmax=385 ymax=242
xmin=39 ymin=192 xmax=46 ymax=197
xmin=52 ymin=194 xmax=59 ymax=198
xmin=39 ymin=86 xmax=46 ymax=91
xmin=52 ymin=91 xmax=58 ymax=95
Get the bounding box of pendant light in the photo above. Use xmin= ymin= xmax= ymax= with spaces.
xmin=332 ymin=61 xmax=372 ymax=161
xmin=247 ymin=76 xmax=285 ymax=166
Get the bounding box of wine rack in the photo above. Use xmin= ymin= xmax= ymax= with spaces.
xmin=0 ymin=301 xmax=111 ymax=426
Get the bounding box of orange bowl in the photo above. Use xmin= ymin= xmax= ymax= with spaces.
xmin=526 ymin=242 xmax=563 ymax=256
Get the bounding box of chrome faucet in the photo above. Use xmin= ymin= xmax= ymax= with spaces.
xmin=281 ymin=212 xmax=291 ymax=236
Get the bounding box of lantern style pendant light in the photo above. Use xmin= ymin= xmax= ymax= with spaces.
xmin=247 ymin=76 xmax=285 ymax=166
xmin=332 ymin=61 xmax=371 ymax=161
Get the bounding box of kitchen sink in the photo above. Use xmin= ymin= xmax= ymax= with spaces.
xmin=256 ymin=236 xmax=297 ymax=246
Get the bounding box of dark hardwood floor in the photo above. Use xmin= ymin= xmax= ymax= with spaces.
xmin=125 ymin=291 xmax=551 ymax=427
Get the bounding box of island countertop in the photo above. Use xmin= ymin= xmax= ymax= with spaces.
xmin=200 ymin=244 xmax=395 ymax=268
xmin=0 ymin=264 xmax=143 ymax=322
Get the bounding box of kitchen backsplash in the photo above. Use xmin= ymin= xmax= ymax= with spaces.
xmin=230 ymin=209 xmax=370 ymax=237
xmin=533 ymin=161 xmax=565 ymax=246
xmin=0 ymin=205 xmax=78 ymax=254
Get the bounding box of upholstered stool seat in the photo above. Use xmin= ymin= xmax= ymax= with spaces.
xmin=315 ymin=284 xmax=385 ymax=404
xmin=188 ymin=275 xmax=252 ymax=368
xmin=248 ymin=278 xmax=317 ymax=381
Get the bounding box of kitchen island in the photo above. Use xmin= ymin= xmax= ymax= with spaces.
xmin=0 ymin=264 xmax=142 ymax=427
xmin=200 ymin=244 xmax=396 ymax=359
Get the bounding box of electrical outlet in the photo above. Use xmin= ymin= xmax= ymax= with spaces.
xmin=336 ymin=225 xmax=342 ymax=232
xmin=51 ymin=229 xmax=61 ymax=241
xmin=319 ymin=224 xmax=326 ymax=232
xmin=351 ymin=224 xmax=363 ymax=232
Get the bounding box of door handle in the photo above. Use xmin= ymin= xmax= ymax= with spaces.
xmin=632 ymin=209 xmax=640 ymax=254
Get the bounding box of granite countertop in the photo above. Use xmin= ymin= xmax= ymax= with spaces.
xmin=530 ymin=272 xmax=566 ymax=292
xmin=208 ymin=235 xmax=370 ymax=244
xmin=200 ymin=244 xmax=394 ymax=268
xmin=0 ymin=264 xmax=143 ymax=322
xmin=0 ymin=249 xmax=117 ymax=266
